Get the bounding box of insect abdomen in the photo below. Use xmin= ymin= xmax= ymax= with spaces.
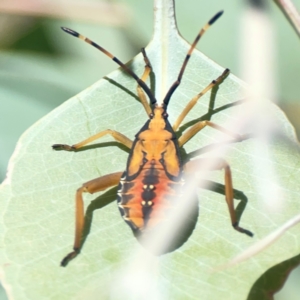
xmin=117 ymin=164 xmax=183 ymax=235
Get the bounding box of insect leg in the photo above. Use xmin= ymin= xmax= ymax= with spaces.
xmin=178 ymin=120 xmax=243 ymax=147
xmin=137 ymin=48 xmax=153 ymax=115
xmin=52 ymin=129 xmax=133 ymax=151
xmin=61 ymin=171 xmax=123 ymax=267
xmin=184 ymin=158 xmax=253 ymax=237
xmin=172 ymin=68 xmax=229 ymax=131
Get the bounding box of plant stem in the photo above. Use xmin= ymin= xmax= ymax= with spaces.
xmin=274 ymin=0 xmax=300 ymax=38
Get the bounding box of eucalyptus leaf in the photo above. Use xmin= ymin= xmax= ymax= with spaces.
xmin=0 ymin=1 xmax=300 ymax=299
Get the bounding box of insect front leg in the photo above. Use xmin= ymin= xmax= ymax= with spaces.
xmin=136 ymin=48 xmax=153 ymax=115
xmin=184 ymin=158 xmax=253 ymax=237
xmin=172 ymin=68 xmax=230 ymax=131
xmin=61 ymin=171 xmax=123 ymax=267
xmin=52 ymin=129 xmax=133 ymax=151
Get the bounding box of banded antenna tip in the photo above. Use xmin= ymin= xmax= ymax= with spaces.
xmin=61 ymin=27 xmax=79 ymax=37
xmin=208 ymin=10 xmax=224 ymax=25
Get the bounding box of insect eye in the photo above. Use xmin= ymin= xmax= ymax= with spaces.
xmin=163 ymin=112 xmax=168 ymax=118
xmin=149 ymin=113 xmax=154 ymax=119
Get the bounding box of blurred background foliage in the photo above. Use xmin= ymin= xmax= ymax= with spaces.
xmin=0 ymin=0 xmax=299 ymax=299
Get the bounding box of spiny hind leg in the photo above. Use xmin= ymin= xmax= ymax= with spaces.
xmin=184 ymin=158 xmax=253 ymax=237
xmin=172 ymin=68 xmax=229 ymax=131
xmin=61 ymin=171 xmax=123 ymax=267
xmin=137 ymin=48 xmax=152 ymax=115
xmin=52 ymin=129 xmax=133 ymax=151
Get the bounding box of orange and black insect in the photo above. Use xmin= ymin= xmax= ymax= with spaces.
xmin=53 ymin=11 xmax=253 ymax=267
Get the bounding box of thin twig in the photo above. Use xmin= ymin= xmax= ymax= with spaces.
xmin=274 ymin=0 xmax=300 ymax=38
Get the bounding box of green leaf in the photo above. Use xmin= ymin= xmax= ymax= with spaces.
xmin=0 ymin=1 xmax=300 ymax=299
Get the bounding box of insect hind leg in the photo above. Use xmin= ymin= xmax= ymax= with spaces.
xmin=184 ymin=158 xmax=253 ymax=237
xmin=61 ymin=171 xmax=123 ymax=267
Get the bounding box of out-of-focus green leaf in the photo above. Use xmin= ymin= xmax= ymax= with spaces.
xmin=9 ymin=21 xmax=59 ymax=54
